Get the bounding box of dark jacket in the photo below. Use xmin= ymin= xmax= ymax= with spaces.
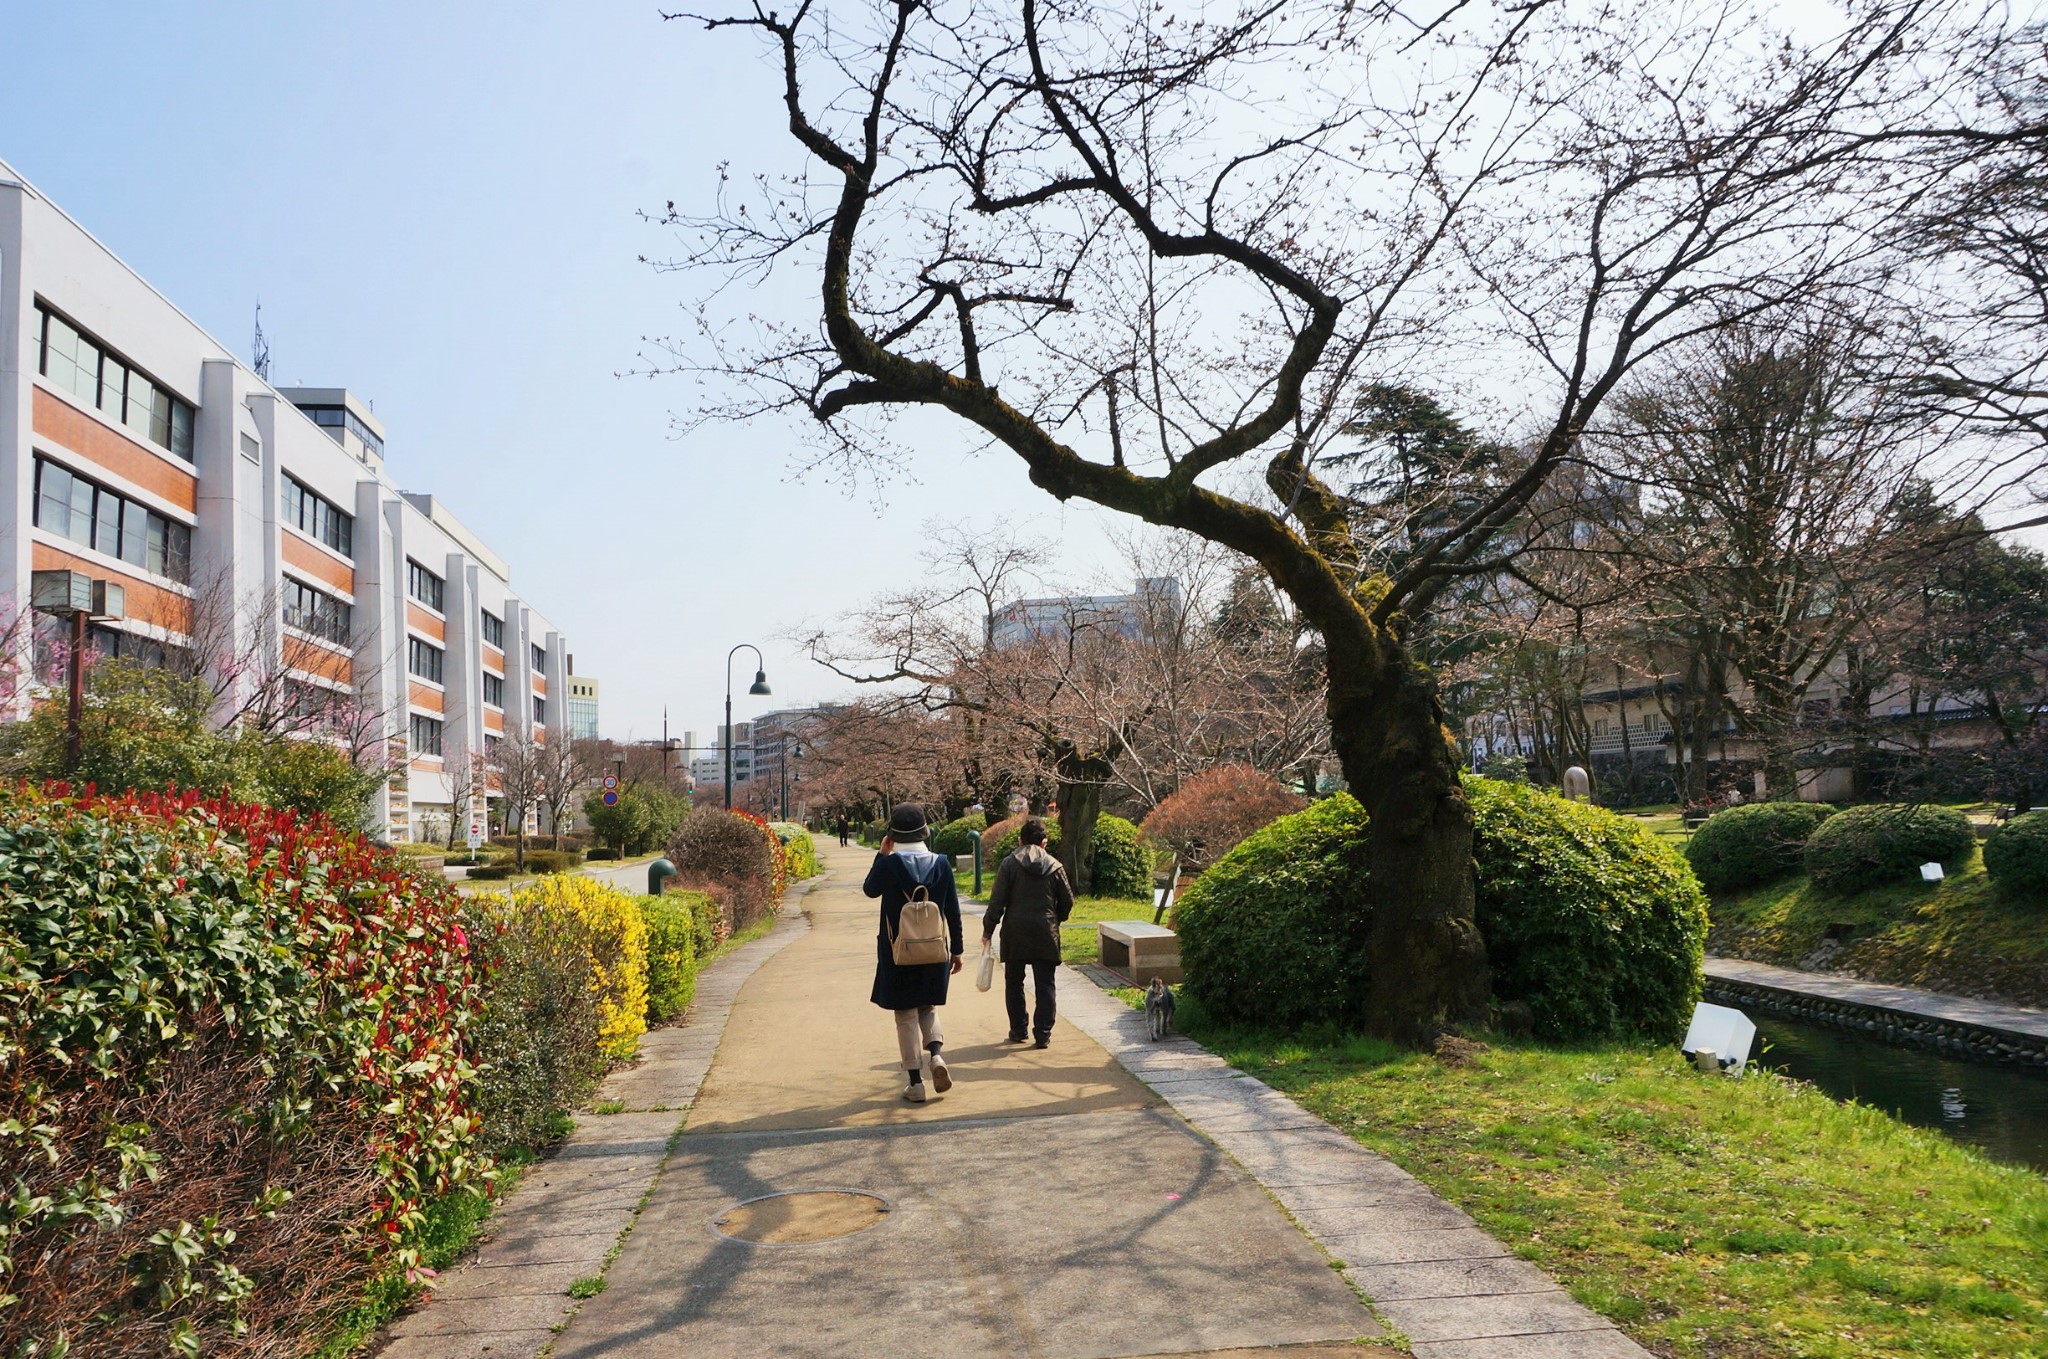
xmin=865 ymin=849 xmax=965 ymax=1011
xmin=982 ymin=844 xmax=1074 ymax=965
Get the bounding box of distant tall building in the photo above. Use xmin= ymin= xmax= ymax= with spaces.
xmin=990 ymin=577 xmax=1181 ymax=647
xmin=566 ymin=673 xmax=600 ymax=740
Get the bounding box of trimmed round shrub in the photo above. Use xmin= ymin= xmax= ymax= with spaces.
xmin=1174 ymin=780 xmax=1709 ymax=1042
xmin=669 ymin=808 xmax=780 ymax=926
xmin=1683 ymin=801 xmax=1837 ymax=894
xmin=1088 ymin=813 xmax=1154 ymax=899
xmin=1142 ymin=766 xmax=1306 ymax=870
xmin=1172 ymin=796 xmax=1374 ymax=1028
xmin=983 ymin=814 xmax=1043 ymax=874
xmin=931 ymin=812 xmax=988 ymax=858
xmin=1803 ymin=804 xmax=1975 ymax=894
xmin=1983 ymin=809 xmax=2048 ymax=895
xmin=1466 ymin=778 xmax=1707 ymax=1044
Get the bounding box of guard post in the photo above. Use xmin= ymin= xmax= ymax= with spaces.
xmin=968 ymin=829 xmax=983 ymax=897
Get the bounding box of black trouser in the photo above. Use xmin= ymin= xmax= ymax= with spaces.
xmin=1005 ymin=957 xmax=1057 ymax=1038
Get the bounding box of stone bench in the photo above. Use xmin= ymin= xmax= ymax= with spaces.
xmin=1097 ymin=920 xmax=1182 ymax=985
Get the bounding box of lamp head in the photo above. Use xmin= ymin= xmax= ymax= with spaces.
xmin=749 ymin=671 xmax=771 ymax=696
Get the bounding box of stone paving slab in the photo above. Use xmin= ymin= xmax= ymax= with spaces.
xmin=1056 ymin=969 xmax=1653 ymax=1358
xmin=1703 ymin=955 xmax=2048 ymax=1040
xmin=372 ymin=886 xmax=816 ymax=1359
xmin=555 ymin=1108 xmax=1377 ymax=1359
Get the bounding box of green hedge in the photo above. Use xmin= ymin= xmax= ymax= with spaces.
xmin=931 ymin=812 xmax=987 ymax=859
xmin=1170 ymin=796 xmax=1374 ymax=1029
xmin=1983 ymin=809 xmax=2048 ymax=895
xmin=1466 ymin=778 xmax=1708 ymax=1043
xmin=770 ymin=822 xmax=821 ymax=879
xmin=1683 ymin=802 xmax=1837 ymax=894
xmin=1174 ymin=780 xmax=1708 ymax=1042
xmin=1803 ymin=804 xmax=1976 ymax=894
xmin=640 ymin=892 xmax=702 ymax=1022
xmin=986 ymin=812 xmax=1152 ymax=898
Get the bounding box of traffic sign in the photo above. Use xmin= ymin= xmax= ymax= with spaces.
xmin=602 ymin=774 xmax=619 ymax=790
xmin=466 ymin=826 xmax=483 ymax=850
xmin=602 ymin=790 xmax=619 ymax=807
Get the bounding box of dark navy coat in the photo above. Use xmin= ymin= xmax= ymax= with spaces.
xmin=866 ymin=849 xmax=965 ymax=1011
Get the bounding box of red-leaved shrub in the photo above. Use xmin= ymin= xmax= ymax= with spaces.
xmin=1 ymin=784 xmax=487 ymax=1357
xmin=1141 ymin=766 xmax=1307 ymax=871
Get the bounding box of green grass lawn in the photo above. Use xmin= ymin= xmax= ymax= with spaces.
xmin=1186 ymin=1012 xmax=2048 ymax=1358
xmin=1709 ymin=848 xmax=2048 ymax=1007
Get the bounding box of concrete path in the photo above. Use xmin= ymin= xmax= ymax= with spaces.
xmin=374 ymin=892 xmax=813 ymax=1359
xmin=1704 ymin=955 xmax=2048 ymax=1042
xmin=385 ymin=841 xmax=1650 ymax=1358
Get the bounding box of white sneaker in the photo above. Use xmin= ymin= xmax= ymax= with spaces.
xmin=903 ymin=1078 xmax=928 ymax=1103
xmin=928 ymin=1051 xmax=952 ymax=1094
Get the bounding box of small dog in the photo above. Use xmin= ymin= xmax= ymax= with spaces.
xmin=1145 ymin=977 xmax=1177 ymax=1041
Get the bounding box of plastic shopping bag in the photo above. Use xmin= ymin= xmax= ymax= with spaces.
xmin=975 ymin=937 xmax=997 ymax=992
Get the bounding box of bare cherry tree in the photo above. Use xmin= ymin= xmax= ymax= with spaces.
xmin=669 ymin=0 xmax=2010 ymax=1041
xmin=488 ymin=731 xmax=547 ymax=871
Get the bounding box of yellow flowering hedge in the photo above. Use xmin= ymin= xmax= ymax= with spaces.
xmin=771 ymin=822 xmax=820 ymax=879
xmin=513 ymin=876 xmax=649 ymax=1059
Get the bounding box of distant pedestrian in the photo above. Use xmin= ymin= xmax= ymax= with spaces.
xmin=836 ymin=815 xmax=850 ymax=847
xmin=864 ymin=803 xmax=964 ymax=1102
xmin=981 ymin=818 xmax=1073 ymax=1049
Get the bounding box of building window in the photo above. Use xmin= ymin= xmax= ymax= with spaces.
xmin=281 ymin=474 xmax=354 ymax=557
xmin=533 ymin=695 xmax=546 ymax=725
xmin=32 ymin=456 xmax=191 ymax=582
xmin=483 ymin=671 xmax=505 ymax=708
xmin=408 ymin=637 xmax=445 ymax=685
xmin=35 ymin=304 xmax=195 ymax=462
xmin=300 ymin=404 xmax=385 ymax=459
xmin=407 ymin=559 xmax=444 ymax=613
xmin=481 ymin=610 xmax=504 ymax=649
xmin=484 ymin=733 xmax=502 ymax=758
xmin=410 ymin=714 xmax=444 ymax=758
xmin=282 ymin=575 xmax=352 ymax=646
xmin=531 ymin=643 xmax=546 ymax=674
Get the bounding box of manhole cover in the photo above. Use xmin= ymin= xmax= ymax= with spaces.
xmin=711 ymin=1190 xmax=892 ymax=1244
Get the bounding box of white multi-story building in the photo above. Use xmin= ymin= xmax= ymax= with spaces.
xmin=990 ymin=576 xmax=1181 ymax=647
xmin=0 ymin=158 xmax=570 ymax=841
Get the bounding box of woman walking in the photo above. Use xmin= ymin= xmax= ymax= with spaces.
xmin=864 ymin=803 xmax=965 ymax=1102
xmin=980 ymin=818 xmax=1073 ymax=1048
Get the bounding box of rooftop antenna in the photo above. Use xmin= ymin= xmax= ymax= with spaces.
xmin=252 ymin=302 xmax=272 ymax=380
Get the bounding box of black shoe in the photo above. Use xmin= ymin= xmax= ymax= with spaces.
xmin=1005 ymin=1032 xmax=1028 ymax=1044
xmin=1032 ymin=1035 xmax=1050 ymax=1050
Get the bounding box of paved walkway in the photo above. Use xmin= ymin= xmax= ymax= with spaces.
xmin=380 ymin=841 xmax=1648 ymax=1359
xmin=1704 ymin=956 xmax=2048 ymax=1042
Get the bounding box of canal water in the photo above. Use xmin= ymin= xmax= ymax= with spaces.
xmin=1750 ymin=1013 xmax=2048 ymax=1174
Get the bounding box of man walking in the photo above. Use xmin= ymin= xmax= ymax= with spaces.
xmin=981 ymin=819 xmax=1073 ymax=1049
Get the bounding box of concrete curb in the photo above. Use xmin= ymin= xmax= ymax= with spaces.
xmin=372 ymin=879 xmax=819 ymax=1359
xmin=1055 ymin=970 xmax=1653 ymax=1359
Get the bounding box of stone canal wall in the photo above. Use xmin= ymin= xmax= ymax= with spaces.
xmin=1703 ymin=974 xmax=2048 ymax=1071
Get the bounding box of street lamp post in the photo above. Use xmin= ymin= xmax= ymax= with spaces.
xmin=30 ymin=570 xmax=124 ymax=773
xmin=724 ymin=644 xmax=770 ymax=811
xmin=780 ymin=740 xmax=803 ymax=820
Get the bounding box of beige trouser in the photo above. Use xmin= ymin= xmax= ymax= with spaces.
xmin=893 ymin=1007 xmax=943 ymax=1071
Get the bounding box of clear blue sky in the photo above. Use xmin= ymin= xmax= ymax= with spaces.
xmin=1 ymin=2 xmax=1128 ymax=742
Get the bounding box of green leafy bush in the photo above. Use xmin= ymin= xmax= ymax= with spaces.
xmin=1804 ymin=804 xmax=1976 ymax=894
xmin=521 ymin=848 xmax=582 ymax=874
xmin=1983 ymin=809 xmax=2048 ymax=895
xmin=1088 ymin=813 xmax=1154 ymax=899
xmin=931 ymin=812 xmax=987 ymax=858
xmin=1683 ymin=802 xmax=1837 ymax=894
xmin=1174 ymin=781 xmax=1709 ymax=1041
xmin=639 ymin=894 xmax=701 ymax=1021
xmin=583 ymin=784 xmax=687 ymax=855
xmin=461 ymin=892 xmax=607 ymax=1157
xmin=1171 ymin=796 xmax=1374 ymax=1028
xmin=466 ymin=864 xmax=513 ymax=880
xmin=1465 ymin=778 xmax=1708 ymax=1043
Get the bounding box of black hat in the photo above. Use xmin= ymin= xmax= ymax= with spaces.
xmin=886 ymin=803 xmax=930 ymax=841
